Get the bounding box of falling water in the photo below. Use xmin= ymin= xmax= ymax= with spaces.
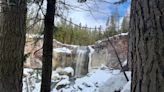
xmin=88 ymin=46 xmax=95 ymax=72
xmin=75 ymin=46 xmax=89 ymax=77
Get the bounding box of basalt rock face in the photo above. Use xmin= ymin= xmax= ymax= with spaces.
xmin=91 ymin=33 xmax=128 ymax=69
xmin=24 ymin=38 xmax=43 ymax=69
xmin=24 ymin=33 xmax=128 ymax=70
xmin=52 ymin=50 xmax=75 ymax=70
xmin=24 ymin=37 xmax=76 ymax=69
xmin=24 ymin=35 xmax=77 ymax=69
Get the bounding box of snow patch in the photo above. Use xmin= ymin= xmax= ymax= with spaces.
xmin=121 ymin=80 xmax=131 ymax=92
xmin=26 ymin=34 xmax=43 ymax=38
xmin=64 ymin=67 xmax=74 ymax=76
xmin=24 ymin=68 xmax=33 ymax=76
xmin=119 ymin=32 xmax=128 ymax=36
xmin=53 ymin=39 xmax=78 ymax=48
xmin=99 ymin=71 xmax=131 ymax=92
xmin=122 ymin=60 xmax=127 ymax=66
xmin=56 ymin=79 xmax=70 ymax=89
xmin=55 ymin=67 xmax=74 ymax=77
xmin=53 ymin=47 xmax=72 ymax=54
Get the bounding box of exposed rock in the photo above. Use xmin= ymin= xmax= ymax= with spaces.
xmin=52 ymin=51 xmax=74 ymax=70
xmin=91 ymin=33 xmax=128 ymax=69
xmin=24 ymin=37 xmax=76 ymax=69
xmin=24 ymin=33 xmax=128 ymax=70
xmin=24 ymin=38 xmax=43 ymax=69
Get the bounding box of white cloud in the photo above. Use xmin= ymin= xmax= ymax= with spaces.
xmin=27 ymin=0 xmax=130 ymax=30
xmin=58 ymin=0 xmax=120 ymax=29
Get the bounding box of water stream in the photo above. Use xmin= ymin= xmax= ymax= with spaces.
xmin=75 ymin=46 xmax=90 ymax=77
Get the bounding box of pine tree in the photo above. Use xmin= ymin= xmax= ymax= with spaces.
xmin=104 ymin=15 xmax=118 ymax=37
xmin=114 ymin=7 xmax=120 ymax=31
xmin=121 ymin=13 xmax=129 ymax=33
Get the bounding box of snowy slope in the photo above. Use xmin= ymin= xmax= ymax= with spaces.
xmin=23 ymin=67 xmax=131 ymax=92
xmin=52 ymin=68 xmax=131 ymax=92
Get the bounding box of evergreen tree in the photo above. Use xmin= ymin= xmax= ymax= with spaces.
xmin=121 ymin=14 xmax=129 ymax=33
xmin=53 ymin=20 xmax=103 ymax=45
xmin=114 ymin=7 xmax=120 ymax=31
xmin=104 ymin=15 xmax=118 ymax=37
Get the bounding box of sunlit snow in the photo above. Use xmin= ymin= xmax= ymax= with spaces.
xmin=23 ymin=67 xmax=131 ymax=92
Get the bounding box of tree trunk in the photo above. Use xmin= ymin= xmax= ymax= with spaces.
xmin=128 ymin=0 xmax=164 ymax=92
xmin=0 ymin=0 xmax=26 ymax=92
xmin=40 ymin=0 xmax=56 ymax=92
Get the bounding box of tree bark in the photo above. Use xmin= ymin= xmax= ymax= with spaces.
xmin=128 ymin=0 xmax=164 ymax=92
xmin=40 ymin=0 xmax=56 ymax=92
xmin=0 ymin=0 xmax=26 ymax=92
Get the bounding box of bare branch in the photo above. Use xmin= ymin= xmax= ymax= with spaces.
xmin=106 ymin=36 xmax=129 ymax=81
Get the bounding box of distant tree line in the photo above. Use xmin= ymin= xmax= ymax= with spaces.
xmin=53 ymin=19 xmax=103 ymax=45
xmin=104 ymin=9 xmax=129 ymax=37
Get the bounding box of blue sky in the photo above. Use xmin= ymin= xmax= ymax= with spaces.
xmin=62 ymin=0 xmax=131 ymax=29
xmin=27 ymin=0 xmax=131 ymax=30
xmin=110 ymin=0 xmax=131 ymax=16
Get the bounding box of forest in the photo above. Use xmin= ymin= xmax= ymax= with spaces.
xmin=0 ymin=0 xmax=163 ymax=92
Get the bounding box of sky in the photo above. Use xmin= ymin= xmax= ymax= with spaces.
xmin=27 ymin=0 xmax=131 ymax=30
xmin=59 ymin=0 xmax=131 ymax=30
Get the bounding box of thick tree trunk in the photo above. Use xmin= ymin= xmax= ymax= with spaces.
xmin=0 ymin=0 xmax=26 ymax=92
xmin=41 ymin=0 xmax=56 ymax=92
xmin=128 ymin=0 xmax=164 ymax=92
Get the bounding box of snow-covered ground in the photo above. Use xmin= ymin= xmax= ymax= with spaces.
xmin=53 ymin=47 xmax=72 ymax=54
xmin=23 ymin=66 xmax=131 ymax=92
xmin=96 ymin=32 xmax=128 ymax=44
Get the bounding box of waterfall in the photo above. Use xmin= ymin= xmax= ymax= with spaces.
xmin=75 ymin=46 xmax=89 ymax=77
xmin=88 ymin=46 xmax=95 ymax=72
